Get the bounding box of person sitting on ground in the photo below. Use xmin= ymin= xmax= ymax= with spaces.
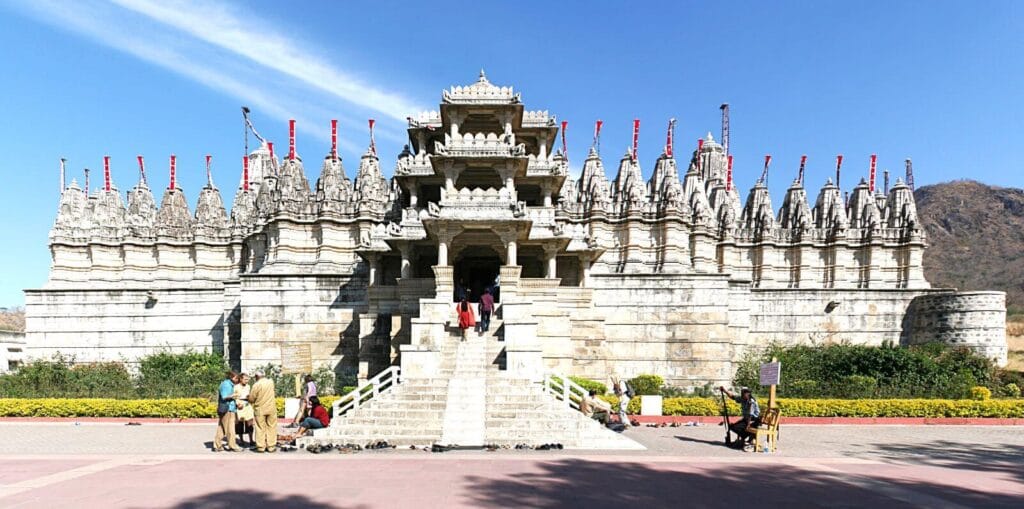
xmin=233 ymin=372 xmax=255 ymax=446
xmin=579 ymin=390 xmax=612 ymax=425
xmin=292 ymin=395 xmax=330 ymax=437
xmin=719 ymin=386 xmax=761 ymax=448
xmin=456 ymin=298 xmax=475 ymax=341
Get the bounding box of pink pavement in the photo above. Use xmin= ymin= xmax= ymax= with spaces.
xmin=0 ymin=455 xmax=1021 ymax=508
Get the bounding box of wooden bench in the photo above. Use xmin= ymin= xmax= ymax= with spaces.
xmin=746 ymin=407 xmax=781 ymax=452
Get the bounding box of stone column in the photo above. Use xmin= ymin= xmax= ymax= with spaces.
xmin=544 ymin=245 xmax=558 ymax=279
xmin=416 ymin=131 xmax=427 ymax=156
xmin=399 ymin=244 xmax=412 ymax=278
xmin=409 ymin=183 xmax=419 ymax=208
xmin=367 ymin=254 xmax=380 ymax=286
xmin=435 ymin=225 xmax=461 ymax=267
xmin=449 ymin=111 xmax=462 ymax=140
xmin=542 ymin=182 xmax=553 ymax=207
xmin=578 ymin=254 xmax=591 ymax=287
xmin=538 ymin=133 xmax=548 ymax=160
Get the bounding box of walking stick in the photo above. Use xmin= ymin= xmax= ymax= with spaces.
xmin=719 ymin=388 xmax=732 ymax=445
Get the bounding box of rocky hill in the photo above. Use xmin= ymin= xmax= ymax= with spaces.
xmin=916 ymin=180 xmax=1024 ymax=314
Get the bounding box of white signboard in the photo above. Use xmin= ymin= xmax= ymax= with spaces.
xmin=759 ymin=361 xmax=781 ymax=386
xmin=281 ymin=344 xmax=312 ymax=375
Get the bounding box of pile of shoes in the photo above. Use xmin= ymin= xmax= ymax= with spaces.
xmin=365 ymin=441 xmax=394 ymax=450
xmin=535 ymin=443 xmax=564 ymax=451
xmin=431 ymin=444 xmax=452 ymax=453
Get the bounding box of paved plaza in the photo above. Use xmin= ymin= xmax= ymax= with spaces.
xmin=0 ymin=422 xmax=1021 ymax=508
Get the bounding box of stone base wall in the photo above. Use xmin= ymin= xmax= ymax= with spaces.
xmin=905 ymin=291 xmax=1007 ymax=365
xmin=23 ymin=287 xmax=225 ymax=364
xmin=237 ymin=274 xmax=368 ymax=375
xmin=561 ymin=273 xmax=735 ymax=388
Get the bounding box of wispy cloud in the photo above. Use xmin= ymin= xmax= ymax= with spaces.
xmin=108 ymin=0 xmax=421 ymax=122
xmin=7 ymin=0 xmax=421 ymax=156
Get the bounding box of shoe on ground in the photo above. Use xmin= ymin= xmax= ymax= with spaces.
xmin=212 ymin=448 xmax=222 ymax=453
xmin=266 ymin=448 xmax=277 ymax=453
xmin=229 ymin=447 xmax=243 ymax=452
xmin=255 ymin=448 xmax=265 ymax=453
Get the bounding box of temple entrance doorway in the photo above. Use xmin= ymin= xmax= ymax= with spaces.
xmin=453 ymin=246 xmax=501 ymax=303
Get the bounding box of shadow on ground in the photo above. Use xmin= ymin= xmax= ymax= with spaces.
xmin=140 ymin=490 xmax=368 ymax=509
xmin=464 ymin=458 xmax=1023 ymax=509
xmin=863 ymin=440 xmax=1024 ymax=482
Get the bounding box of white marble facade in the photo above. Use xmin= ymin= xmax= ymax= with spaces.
xmin=24 ymin=72 xmax=1007 ymax=386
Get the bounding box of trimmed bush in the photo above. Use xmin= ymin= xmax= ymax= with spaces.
xmin=1002 ymin=383 xmax=1021 ymax=398
xmin=569 ymin=376 xmax=608 ymax=395
xmin=628 ymin=374 xmax=664 ymax=396
xmin=971 ymin=386 xmax=992 ymax=401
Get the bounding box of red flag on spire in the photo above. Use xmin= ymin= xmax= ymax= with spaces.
xmin=631 ymin=119 xmax=640 ymax=162
xmin=369 ymin=119 xmax=377 ymax=155
xmin=593 ymin=120 xmax=603 ymax=154
xmin=103 ymin=155 xmax=111 ymax=192
xmin=798 ymin=155 xmax=807 ymax=185
xmin=137 ymin=155 xmax=146 ymax=185
xmin=331 ymin=119 xmax=338 ymax=159
xmin=665 ymin=119 xmax=676 ymax=157
xmin=726 ymin=155 xmax=734 ymax=192
xmin=169 ymin=154 xmax=177 ymax=190
xmin=696 ymin=138 xmax=704 ymax=172
xmin=869 ymin=154 xmax=877 ymax=193
xmin=206 ymin=154 xmax=212 ymax=186
xmin=759 ymin=154 xmax=772 ymax=183
xmin=835 ymin=154 xmax=844 ymax=187
xmin=242 ymin=155 xmax=249 ymax=191
xmin=560 ymin=120 xmax=568 ymax=163
xmin=288 ymin=119 xmax=296 ymax=160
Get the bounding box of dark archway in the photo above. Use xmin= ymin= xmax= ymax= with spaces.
xmin=453 ymin=245 xmax=501 ymax=303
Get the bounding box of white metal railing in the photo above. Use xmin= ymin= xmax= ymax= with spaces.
xmin=542 ymin=372 xmax=589 ymax=411
xmin=331 ymin=366 xmax=401 ymax=422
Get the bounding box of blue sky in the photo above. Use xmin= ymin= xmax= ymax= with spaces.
xmin=0 ymin=0 xmax=1021 ymax=307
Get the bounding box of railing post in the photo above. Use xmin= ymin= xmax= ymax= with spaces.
xmin=562 ymin=375 xmax=570 ymax=407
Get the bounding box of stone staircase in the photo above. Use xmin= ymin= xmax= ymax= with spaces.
xmin=305 ymin=310 xmax=642 ymax=450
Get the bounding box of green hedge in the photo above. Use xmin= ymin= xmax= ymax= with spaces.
xmin=2 ymin=396 xmax=1022 ymax=418
xmin=597 ymin=396 xmax=1024 ymax=418
xmin=0 ymin=396 xmax=342 ymax=419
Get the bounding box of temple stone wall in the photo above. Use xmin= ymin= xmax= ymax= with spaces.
xmin=23 ymin=287 xmax=225 ymax=363
xmin=563 ymin=273 xmax=735 ymax=388
xmin=905 ymin=291 xmax=1007 ymax=365
xmin=237 ymin=274 xmax=367 ymax=375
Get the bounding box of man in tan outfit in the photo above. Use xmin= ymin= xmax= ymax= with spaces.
xmin=247 ymin=369 xmax=278 ymax=453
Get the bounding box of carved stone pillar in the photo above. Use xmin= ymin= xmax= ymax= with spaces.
xmin=579 ymin=254 xmax=592 ymax=287
xmin=538 ymin=132 xmax=549 ymax=160
xmin=435 ymin=225 xmax=461 ymax=267
xmin=497 ymin=161 xmax=516 ymax=196
xmin=449 ymin=111 xmax=463 ymax=140
xmin=367 ymin=254 xmax=380 ymax=286
xmin=399 ymin=243 xmax=412 ymax=278
xmin=542 ymin=182 xmax=553 ymax=207
xmin=409 ymin=183 xmax=419 ymax=208
xmin=544 ymin=244 xmax=558 ymax=279
xmin=416 ymin=131 xmax=427 ymax=156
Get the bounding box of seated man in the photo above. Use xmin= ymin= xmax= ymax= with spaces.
xmin=719 ymin=386 xmax=761 ymax=447
xmin=579 ymin=390 xmax=612 ymax=425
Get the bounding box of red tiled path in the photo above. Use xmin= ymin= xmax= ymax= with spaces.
xmin=0 ymin=455 xmax=1021 ymax=508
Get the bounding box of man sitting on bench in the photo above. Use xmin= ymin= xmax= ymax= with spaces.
xmin=580 ymin=390 xmax=612 ymax=425
xmin=719 ymin=386 xmax=761 ymax=447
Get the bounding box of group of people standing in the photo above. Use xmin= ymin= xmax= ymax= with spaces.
xmin=214 ymin=371 xmax=332 ymax=452
xmin=213 ymin=369 xmax=278 ymax=453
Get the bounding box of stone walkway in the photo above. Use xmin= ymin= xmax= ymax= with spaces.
xmin=0 ymin=423 xmax=1022 ymax=507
